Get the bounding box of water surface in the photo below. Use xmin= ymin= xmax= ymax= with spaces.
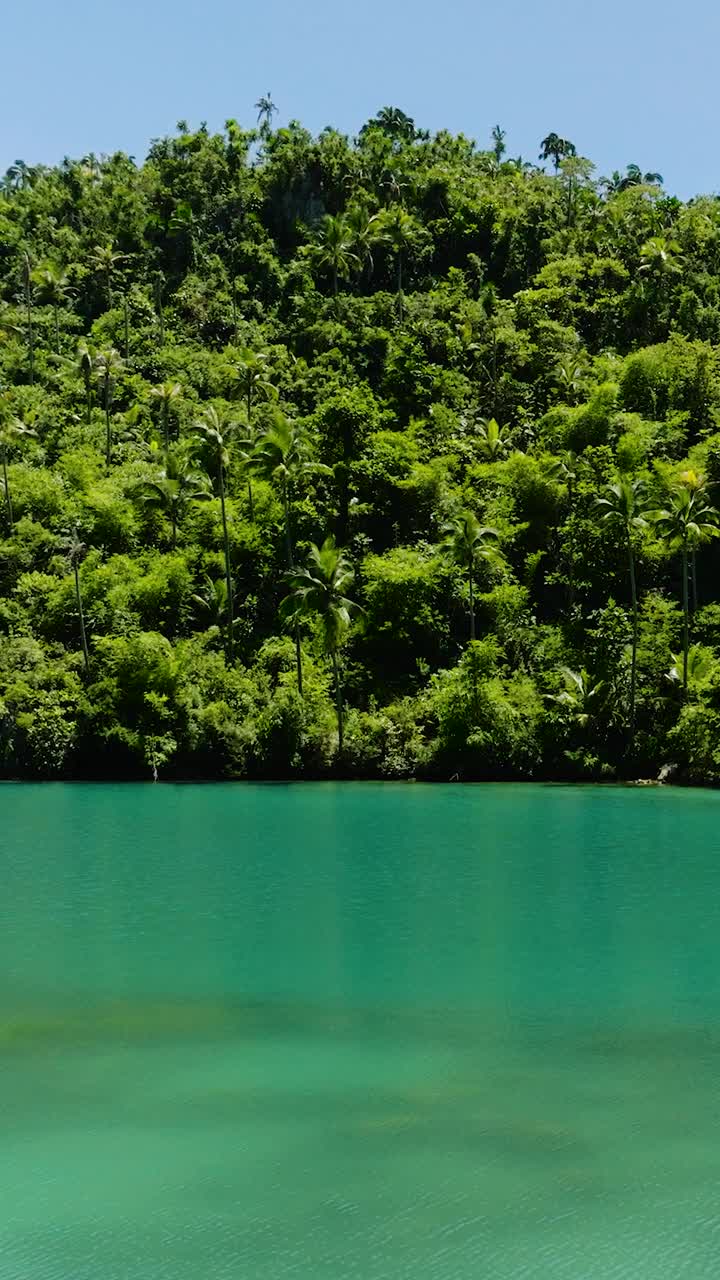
xmin=2 ymin=783 xmax=720 ymax=1278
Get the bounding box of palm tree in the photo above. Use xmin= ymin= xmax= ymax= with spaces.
xmin=649 ymin=480 xmax=719 ymax=695
xmin=547 ymin=667 xmax=606 ymax=728
xmin=89 ymin=242 xmax=129 ymax=311
xmin=345 ymin=205 xmax=381 ymax=281
xmin=279 ymin=536 xmax=362 ymax=752
xmin=255 ymin=92 xmax=277 ymax=134
xmin=539 ymin=133 xmax=576 ymax=171
xmin=32 ymin=262 xmax=72 ymax=354
xmin=76 ymin=338 xmax=96 ymax=422
xmin=62 ymin=526 xmax=90 ymax=672
xmin=193 ymin=406 xmax=241 ymax=659
xmin=491 ymin=125 xmax=507 ymax=164
xmin=94 ymin=347 xmax=123 ymax=467
xmin=312 ymin=215 xmax=359 ymax=299
xmin=443 ymin=510 xmax=501 ymax=641
xmin=150 ymin=381 xmax=182 ymax=448
xmin=22 ymin=251 xmax=34 ymax=383
xmin=476 ymin=417 xmax=509 ymax=461
xmin=138 ymin=449 xmax=211 ymax=548
xmin=595 ymin=476 xmax=648 ymax=740
xmin=555 ymin=354 xmax=588 ymax=405
xmin=252 ymin=411 xmax=330 ymax=692
xmin=192 ymin=575 xmax=235 ymax=636
xmin=0 ymin=416 xmax=36 ymax=531
xmin=378 ymin=206 xmax=416 ymax=320
xmin=230 ymin=349 xmax=276 ymax=519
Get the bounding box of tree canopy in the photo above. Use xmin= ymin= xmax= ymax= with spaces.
xmin=2 ymin=110 xmax=720 ymax=782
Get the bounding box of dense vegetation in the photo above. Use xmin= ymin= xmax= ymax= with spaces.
xmin=3 ymin=107 xmax=720 ymax=782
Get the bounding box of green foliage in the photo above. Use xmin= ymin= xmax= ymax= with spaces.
xmin=4 ymin=113 xmax=720 ymax=780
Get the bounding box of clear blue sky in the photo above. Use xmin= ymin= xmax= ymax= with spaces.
xmin=2 ymin=0 xmax=719 ymax=198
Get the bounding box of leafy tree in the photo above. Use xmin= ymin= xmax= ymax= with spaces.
xmin=649 ymin=480 xmax=719 ymax=695
xmin=595 ymin=475 xmax=648 ymax=739
xmin=312 ymin=214 xmax=360 ymax=298
xmin=443 ymin=511 xmax=501 ymax=641
xmin=150 ymin=381 xmax=183 ymax=448
xmin=280 ymin=536 xmax=362 ymax=752
xmin=138 ymin=448 xmax=211 ymax=548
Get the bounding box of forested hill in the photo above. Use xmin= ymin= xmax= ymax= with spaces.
xmin=2 ymin=109 xmax=720 ymax=782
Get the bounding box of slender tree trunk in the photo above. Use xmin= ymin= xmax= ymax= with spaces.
xmin=332 ymin=648 xmax=343 ymax=754
xmin=162 ymin=403 xmax=169 ymax=449
xmin=24 ymin=258 xmax=34 ymax=385
xmin=155 ymin=277 xmax=165 ymax=345
xmin=283 ymin=479 xmax=303 ymax=696
xmin=74 ymin=561 xmax=90 ymax=672
xmin=232 ymin=283 xmax=238 ymax=344
xmin=171 ymin=511 xmax=177 ymax=550
xmin=247 ymin=478 xmax=254 ymax=523
xmin=105 ymin=382 xmax=112 ymax=469
xmin=106 ymin=274 xmax=112 ymax=312
xmin=691 ymin=547 xmax=698 ymax=614
xmin=682 ymin=541 xmax=689 ymax=697
xmin=628 ymin=536 xmax=638 ymax=743
xmin=85 ymin=374 xmax=92 ymax=423
xmin=54 ymin=302 xmax=60 ymax=355
xmin=469 ymin=561 xmax=475 ymax=641
xmin=219 ymin=464 xmax=234 ymax=661
xmin=396 ymin=253 xmax=404 ymax=322
xmin=124 ymin=295 xmax=130 ymax=360
xmin=332 ymin=264 xmax=338 ymax=297
xmin=2 ymin=446 xmax=13 ymax=531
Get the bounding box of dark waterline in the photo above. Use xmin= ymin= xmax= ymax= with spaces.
xmin=2 ymin=783 xmax=720 ymax=1278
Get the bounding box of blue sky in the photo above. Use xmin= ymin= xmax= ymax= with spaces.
xmin=2 ymin=0 xmax=719 ymax=198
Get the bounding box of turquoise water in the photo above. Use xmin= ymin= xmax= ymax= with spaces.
xmin=2 ymin=783 xmax=720 ymax=1278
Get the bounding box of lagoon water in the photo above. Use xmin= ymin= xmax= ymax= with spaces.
xmin=2 ymin=782 xmax=720 ymax=1278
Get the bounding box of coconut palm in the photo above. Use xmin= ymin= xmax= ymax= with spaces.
xmin=312 ymin=214 xmax=360 ymax=298
xmin=21 ymin=251 xmax=34 ymax=383
xmin=94 ymin=347 xmax=124 ymax=467
xmin=491 ymin=125 xmax=507 ymax=164
xmin=279 ymin=536 xmax=362 ymax=752
xmin=89 ymin=241 xmax=129 ymax=310
xmin=150 ymin=381 xmax=182 ymax=448
xmin=443 ymin=511 xmax=501 ymax=641
xmin=192 ymin=575 xmax=236 ymax=635
xmin=0 ymin=416 xmax=36 ymax=530
xmin=595 ymin=475 xmax=648 ymax=739
xmin=137 ymin=448 xmax=211 ymax=548
xmin=252 ymin=411 xmax=330 ymax=692
xmin=547 ymin=667 xmax=606 ymax=728
xmin=61 ymin=526 xmax=90 ymax=672
xmin=255 ymin=93 xmax=277 ymax=134
xmin=232 ymin=348 xmax=276 ymax=422
xmin=76 ymin=338 xmax=96 ymax=422
xmin=32 ymin=261 xmax=72 ymax=354
xmin=377 ymin=206 xmax=417 ymax=320
xmin=345 ymin=205 xmax=382 ymax=280
xmin=649 ymin=479 xmax=719 ymax=695
xmin=539 ymin=133 xmax=576 ymax=171
xmin=192 ymin=406 xmax=242 ymax=659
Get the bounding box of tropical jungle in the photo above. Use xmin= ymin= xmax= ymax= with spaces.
xmin=2 ymin=105 xmax=720 ymax=782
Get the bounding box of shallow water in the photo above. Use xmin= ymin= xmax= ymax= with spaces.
xmin=2 ymin=782 xmax=720 ymax=1278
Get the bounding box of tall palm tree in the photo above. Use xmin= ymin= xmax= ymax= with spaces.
xmin=378 ymin=206 xmax=416 ymax=320
xmin=89 ymin=242 xmax=129 ymax=311
xmin=345 ymin=205 xmax=381 ymax=282
xmin=312 ymin=215 xmax=359 ymax=300
xmin=32 ymin=261 xmax=72 ymax=354
xmin=252 ymin=411 xmax=330 ymax=693
xmin=94 ymin=347 xmax=124 ymax=468
xmin=539 ymin=133 xmax=576 ymax=171
xmin=22 ymin=251 xmax=34 ymax=384
xmin=595 ymin=475 xmax=648 ymax=740
xmin=649 ymin=480 xmax=719 ymax=695
xmin=138 ymin=448 xmax=211 ymax=548
xmin=443 ymin=510 xmax=501 ymax=641
xmin=232 ymin=347 xmax=276 ymax=422
xmin=193 ymin=406 xmax=242 ymax=659
xmin=280 ymin=536 xmax=362 ymax=752
xmin=0 ymin=416 xmax=36 ymax=531
xmin=62 ymin=526 xmax=90 ymax=672
xmin=255 ymin=93 xmax=277 ymax=134
xmin=491 ymin=125 xmax=507 ymax=164
xmin=76 ymin=338 xmax=96 ymax=422
xmin=150 ymin=381 xmax=182 ymax=448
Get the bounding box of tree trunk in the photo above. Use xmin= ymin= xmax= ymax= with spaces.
xmin=2 ymin=446 xmax=13 ymax=531
xmin=105 ymin=383 xmax=112 ymax=468
xmin=691 ymin=547 xmax=698 ymax=614
xmin=396 ymin=253 xmax=404 ymax=322
xmin=247 ymin=478 xmax=254 ymax=523
xmin=628 ymin=536 xmax=638 ymax=743
xmin=219 ymin=464 xmax=234 ymax=661
xmin=54 ymin=302 xmax=60 ymax=355
xmin=171 ymin=511 xmax=177 ymax=550
xmin=24 ymin=262 xmax=34 ymax=385
xmin=283 ymin=481 xmax=303 ymax=696
xmin=232 ymin=283 xmax=238 ymax=344
xmin=74 ymin=561 xmax=90 ymax=673
xmin=682 ymin=541 xmax=689 ymax=696
xmin=332 ymin=648 xmax=343 ymax=754
xmin=155 ymin=278 xmax=165 ymax=345
xmin=85 ymin=375 xmax=92 ymax=423
xmin=124 ymin=295 xmax=130 ymax=360
xmin=162 ymin=403 xmax=169 ymax=450
xmin=469 ymin=561 xmax=475 ymax=641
